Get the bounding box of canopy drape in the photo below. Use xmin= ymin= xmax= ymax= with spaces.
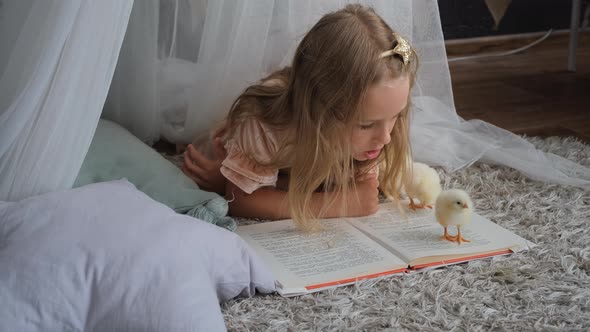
xmin=0 ymin=0 xmax=134 ymax=201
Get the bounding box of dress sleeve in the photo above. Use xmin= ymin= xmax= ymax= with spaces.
xmin=220 ymin=119 xmax=279 ymax=194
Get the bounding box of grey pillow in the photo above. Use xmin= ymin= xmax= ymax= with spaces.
xmin=0 ymin=180 xmax=276 ymax=331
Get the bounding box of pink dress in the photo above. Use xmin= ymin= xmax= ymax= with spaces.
xmin=220 ymin=118 xmax=282 ymax=194
xmin=220 ymin=118 xmax=380 ymax=194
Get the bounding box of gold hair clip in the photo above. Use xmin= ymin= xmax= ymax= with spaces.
xmin=379 ymin=33 xmax=411 ymax=65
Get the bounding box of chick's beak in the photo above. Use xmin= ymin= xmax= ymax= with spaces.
xmin=462 ymin=203 xmax=468 ymax=209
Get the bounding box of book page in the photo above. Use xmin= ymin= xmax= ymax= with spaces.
xmin=236 ymin=218 xmax=407 ymax=295
xmin=348 ymin=203 xmax=532 ymax=266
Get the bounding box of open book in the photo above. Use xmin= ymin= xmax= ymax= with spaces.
xmin=236 ymin=202 xmax=534 ymax=297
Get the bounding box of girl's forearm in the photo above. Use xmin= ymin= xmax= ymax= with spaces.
xmin=226 ymin=182 xmax=291 ymax=220
xmin=226 ymin=182 xmax=346 ymax=220
xmin=309 ymin=190 xmax=349 ymax=218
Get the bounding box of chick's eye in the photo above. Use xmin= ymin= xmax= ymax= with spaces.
xmin=456 ymin=201 xmax=461 ymax=205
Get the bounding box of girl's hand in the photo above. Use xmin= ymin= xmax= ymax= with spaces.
xmin=347 ymin=172 xmax=380 ymax=216
xmin=181 ymin=138 xmax=227 ymax=195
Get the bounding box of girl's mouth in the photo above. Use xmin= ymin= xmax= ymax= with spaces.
xmin=366 ymin=149 xmax=381 ymax=159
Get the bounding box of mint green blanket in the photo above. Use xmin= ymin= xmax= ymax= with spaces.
xmin=74 ymin=119 xmax=235 ymax=231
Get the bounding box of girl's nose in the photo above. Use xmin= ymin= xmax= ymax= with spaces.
xmin=376 ymin=126 xmax=391 ymax=145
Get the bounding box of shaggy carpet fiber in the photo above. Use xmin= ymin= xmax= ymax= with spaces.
xmin=221 ymin=136 xmax=590 ymax=331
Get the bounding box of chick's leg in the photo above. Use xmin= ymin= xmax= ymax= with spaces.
xmin=409 ymin=197 xmax=425 ymax=211
xmin=441 ymin=226 xmax=457 ymax=242
xmin=409 ymin=197 xmax=417 ymax=210
xmin=455 ymin=226 xmax=470 ymax=245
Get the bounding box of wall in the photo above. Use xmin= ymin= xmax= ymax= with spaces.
xmin=439 ymin=0 xmax=575 ymax=39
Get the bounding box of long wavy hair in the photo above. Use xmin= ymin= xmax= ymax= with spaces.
xmin=224 ymin=4 xmax=418 ymax=231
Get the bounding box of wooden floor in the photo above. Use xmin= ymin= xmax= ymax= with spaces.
xmin=447 ymin=30 xmax=590 ymax=143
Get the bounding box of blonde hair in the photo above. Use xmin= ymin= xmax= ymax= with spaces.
xmin=225 ymin=4 xmax=418 ymax=231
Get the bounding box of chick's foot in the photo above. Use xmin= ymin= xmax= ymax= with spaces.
xmin=409 ymin=198 xmax=426 ymax=211
xmin=456 ymin=235 xmax=470 ymax=245
xmin=440 ymin=227 xmax=457 ymax=242
xmin=454 ymin=227 xmax=470 ymax=245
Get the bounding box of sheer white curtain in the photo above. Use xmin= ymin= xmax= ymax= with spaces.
xmin=106 ymin=0 xmax=451 ymax=142
xmin=106 ymin=0 xmax=590 ymax=189
xmin=0 ymin=0 xmax=133 ymax=201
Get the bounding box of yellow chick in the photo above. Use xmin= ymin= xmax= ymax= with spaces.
xmin=405 ymin=162 xmax=442 ymax=210
xmin=435 ymin=189 xmax=473 ymax=244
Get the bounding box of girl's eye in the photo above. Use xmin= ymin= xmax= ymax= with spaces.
xmin=359 ymin=123 xmax=374 ymax=130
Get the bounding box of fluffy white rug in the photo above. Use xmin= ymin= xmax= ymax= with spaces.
xmin=222 ymin=136 xmax=590 ymax=331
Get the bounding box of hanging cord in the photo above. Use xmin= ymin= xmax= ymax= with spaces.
xmin=168 ymin=0 xmax=179 ymax=58
xmin=447 ymin=29 xmax=553 ymax=63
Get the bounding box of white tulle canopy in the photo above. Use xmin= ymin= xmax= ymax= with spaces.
xmin=1 ymin=0 xmax=588 ymax=201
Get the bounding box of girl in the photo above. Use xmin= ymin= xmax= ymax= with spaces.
xmin=182 ymin=4 xmax=418 ymax=231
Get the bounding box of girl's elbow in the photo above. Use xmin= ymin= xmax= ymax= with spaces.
xmin=227 ymin=199 xmax=239 ymax=217
xmin=225 ymin=182 xmax=288 ymax=220
xmin=226 ymin=188 xmax=250 ymax=218
xmin=227 ymin=198 xmax=275 ymax=220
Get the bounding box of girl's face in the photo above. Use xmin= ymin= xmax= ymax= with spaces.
xmin=350 ymin=77 xmax=410 ymax=161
